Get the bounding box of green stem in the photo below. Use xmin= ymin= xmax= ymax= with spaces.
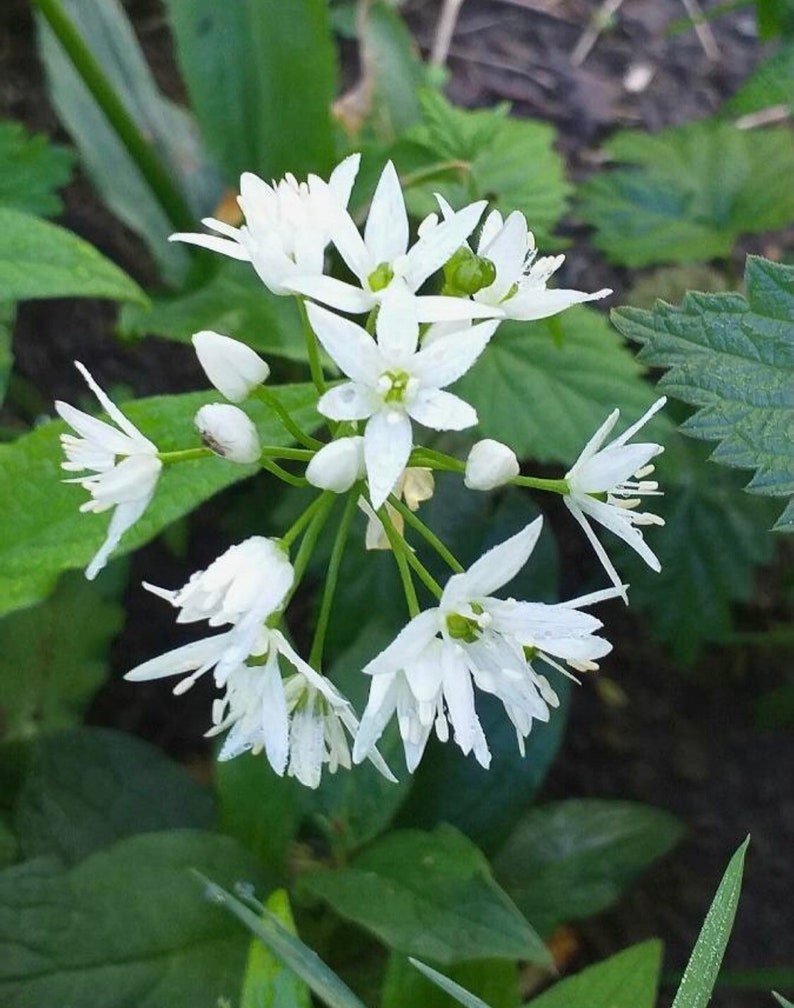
xmin=308 ymin=490 xmax=358 ymax=669
xmin=32 ymin=0 xmax=197 ymax=236
xmin=287 ymin=493 xmax=337 ymax=603
xmin=388 ymin=496 xmax=464 ymax=574
xmin=409 ymin=447 xmax=464 ymax=473
xmin=400 ymin=542 xmax=443 ymax=599
xmin=259 ymin=457 xmax=307 ymax=487
xmin=511 ymin=475 xmax=570 ymax=494
xmin=281 ymin=491 xmax=333 ymax=550
xmin=379 ymin=509 xmax=421 ymax=616
xmin=157 ymin=446 xmax=212 ymax=464
xmin=296 ymin=296 xmax=327 ymax=395
xmin=253 ymin=385 xmax=322 ymax=450
xmin=260 ymin=445 xmax=315 ymax=461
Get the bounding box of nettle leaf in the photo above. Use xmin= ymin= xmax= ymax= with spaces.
xmin=455 ymin=306 xmax=664 ymax=465
xmin=0 ymin=207 xmax=146 ymax=305
xmin=612 ymin=256 xmax=794 ymax=531
xmin=0 ymin=569 xmax=125 ymax=744
xmin=492 ymin=800 xmax=683 ymax=937
xmin=14 ymin=728 xmax=216 ymax=865
xmin=304 ymin=825 xmax=551 ymax=967
xmin=0 ymin=121 xmax=73 ymax=217
xmin=722 ymin=46 xmax=794 ymax=117
xmin=0 ymin=831 xmax=271 ymax=1008
xmin=527 ymin=940 xmax=662 ymax=1008
xmin=0 ymin=383 xmax=319 ymax=616
xmin=578 ymin=122 xmax=794 ymax=266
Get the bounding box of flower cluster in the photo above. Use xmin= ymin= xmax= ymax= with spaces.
xmin=55 ymin=154 xmax=667 ymax=786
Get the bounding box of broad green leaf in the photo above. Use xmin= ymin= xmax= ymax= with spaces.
xmin=0 ymin=382 xmax=318 ymax=616
xmin=492 ymin=800 xmax=683 ymax=937
xmin=671 ymin=837 xmax=749 ymax=1008
xmin=14 ymin=728 xmax=215 ymax=865
xmin=163 ymin=0 xmax=337 ymax=182
xmin=612 ymin=256 xmax=794 ymax=531
xmin=0 ymin=302 xmax=14 ymax=406
xmin=0 ymin=207 xmax=147 ymax=304
xmin=0 ymin=569 xmax=125 ymax=744
xmin=0 ymin=831 xmax=271 ymax=1008
xmin=303 ymin=825 xmax=551 ymax=967
xmin=203 ymin=877 xmax=367 ymax=1008
xmin=754 ymin=0 xmax=794 ymax=38
xmin=240 ymin=889 xmax=311 ymax=1008
xmin=0 ymin=821 xmax=16 ymax=870
xmin=722 ymin=46 xmax=794 ymax=117
xmin=455 ymin=307 xmax=663 ymax=465
xmin=0 ymin=121 xmax=72 ymax=217
xmin=119 ymin=261 xmax=307 ymax=361
xmin=383 ymin=956 xmax=518 ymax=1008
xmin=527 ymin=940 xmax=662 ymax=1008
xmin=579 ymin=122 xmax=794 ymax=266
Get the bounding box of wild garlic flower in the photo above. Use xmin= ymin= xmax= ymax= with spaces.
xmin=353 ymin=518 xmax=621 ymax=772
xmin=564 ymin=398 xmax=667 ymax=600
xmin=308 ymin=286 xmax=498 ymax=509
xmin=194 ymin=403 xmax=261 ymax=464
xmin=360 ymin=468 xmax=435 ymax=550
xmin=464 ymin=439 xmax=520 ymax=490
xmin=192 ymin=331 xmax=270 ymax=402
xmin=170 ymin=154 xmax=361 ymax=296
xmin=56 ymin=361 xmax=162 ymax=581
xmin=306 ymin=436 xmax=366 ymax=493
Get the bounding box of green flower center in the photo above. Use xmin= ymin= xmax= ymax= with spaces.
xmin=368 ymin=261 xmax=395 ymax=292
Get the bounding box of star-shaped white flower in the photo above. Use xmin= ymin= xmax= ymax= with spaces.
xmin=56 ymin=362 xmax=162 ymax=580
xmin=564 ymin=397 xmax=667 ymax=600
xmin=308 ymin=286 xmax=498 ymax=509
xmin=170 ymin=154 xmax=360 ymax=296
xmin=353 ymin=518 xmax=622 ymax=772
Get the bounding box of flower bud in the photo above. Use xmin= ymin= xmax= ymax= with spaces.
xmin=192 ymin=330 xmax=270 ymax=402
xmin=195 ymin=403 xmax=261 ymax=464
xmin=464 ymin=439 xmax=519 ymax=490
xmin=443 ymin=245 xmax=497 ymax=296
xmin=306 ymin=437 xmax=365 ymax=493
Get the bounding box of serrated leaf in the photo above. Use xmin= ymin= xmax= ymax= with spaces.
xmin=304 ymin=825 xmax=551 ymax=967
xmin=612 ymin=256 xmax=794 ymax=531
xmin=0 ymin=207 xmax=147 ymax=304
xmin=14 ymin=728 xmax=216 ymax=865
xmin=240 ymin=889 xmax=311 ymax=1008
xmin=0 ymin=569 xmax=125 ymax=744
xmin=0 ymin=121 xmax=72 ymax=217
xmin=527 ymin=940 xmax=662 ymax=1008
xmin=0 ymin=383 xmax=318 ymax=616
xmin=722 ymin=46 xmax=794 ymax=117
xmin=579 ymin=122 xmax=794 ymax=266
xmin=163 ymin=0 xmax=337 ymax=182
xmin=671 ymin=838 xmax=749 ymax=1008
xmin=492 ymin=800 xmax=683 ymax=937
xmin=455 ymin=306 xmax=662 ymax=465
xmin=0 ymin=831 xmax=271 ymax=1008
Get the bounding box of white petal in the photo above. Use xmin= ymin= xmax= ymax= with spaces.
xmin=306 ymin=302 xmax=382 ymax=382
xmin=478 ymin=210 xmax=530 ymax=301
xmin=289 ymin=275 xmax=374 ymax=314
xmin=564 ymin=498 xmax=627 ymax=602
xmin=375 ymin=284 xmax=419 ymax=361
xmin=260 ymin=663 xmax=290 ymax=776
xmin=412 ymin=319 xmax=498 ymax=388
xmin=327 ymin=152 xmax=361 ymax=207
xmin=578 ymin=496 xmax=661 ymax=573
xmin=505 ymin=286 xmax=611 ymax=321
xmin=74 ymin=362 xmax=156 ymax=448
xmin=575 ymin=443 xmax=662 ymax=493
xmin=364 ymin=161 xmax=409 ymax=265
xmin=408 ymin=389 xmax=477 ymax=431
xmin=352 ymin=672 xmax=401 ymax=764
xmin=306 ymin=437 xmax=365 ymax=492
xmin=364 ymin=410 xmax=413 ymax=511
xmin=317 ymin=382 xmax=376 ymax=422
xmin=169 ymin=232 xmax=251 ymax=261
xmin=125 ymin=632 xmax=231 ymax=681
xmin=56 ymin=402 xmax=139 ymax=458
xmin=443 ymin=518 xmax=543 ymax=608
xmin=403 ymin=201 xmax=487 ymax=291
xmin=413 ymin=295 xmax=503 ymax=324
xmin=611 ymin=396 xmax=668 ymax=448
xmin=364 ymin=609 xmax=442 ymax=677
xmin=85 ymin=492 xmax=152 ymax=580
xmin=567 ymin=409 xmax=620 ymax=478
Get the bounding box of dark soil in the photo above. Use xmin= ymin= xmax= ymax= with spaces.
xmin=2 ymin=0 xmax=792 ymax=1005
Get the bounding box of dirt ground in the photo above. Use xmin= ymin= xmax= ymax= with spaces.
xmin=2 ymin=1 xmax=792 ymax=1005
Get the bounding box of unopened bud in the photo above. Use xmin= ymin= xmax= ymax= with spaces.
xmin=306 ymin=437 xmax=365 ymax=493
xmin=192 ymin=331 xmax=270 ymax=402
xmin=464 ymin=439 xmax=519 ymax=490
xmin=195 ymin=403 xmax=261 ymax=464
xmin=443 ymin=246 xmax=497 ymax=296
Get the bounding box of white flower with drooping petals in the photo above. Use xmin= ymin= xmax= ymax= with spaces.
xmin=465 ymin=439 xmax=520 ymax=490
xmin=192 ymin=331 xmax=270 ymax=402
xmin=308 ymin=286 xmax=498 ymax=509
xmin=56 ymin=361 xmax=162 ymax=581
xmin=306 ymin=436 xmax=366 ymax=493
xmin=360 ymin=467 xmax=435 ymax=550
xmin=289 ymin=160 xmax=500 ymax=323
xmin=353 ymin=518 xmax=622 ymax=772
xmin=170 ymin=155 xmax=361 ymax=296
xmin=564 ymin=398 xmax=667 ymax=601
xmin=195 ymin=403 xmax=261 ymax=464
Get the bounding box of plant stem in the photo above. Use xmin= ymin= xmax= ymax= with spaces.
xmin=281 ymin=491 xmax=333 ymax=550
xmin=511 ymin=474 xmax=570 ymax=494
xmin=296 ymin=296 xmax=327 ymax=395
xmin=379 ymin=509 xmax=421 ymax=616
xmin=31 ymin=0 xmax=197 ymax=236
xmin=288 ymin=493 xmax=337 ymax=601
xmin=253 ymin=385 xmax=322 ymax=450
xmin=308 ymin=490 xmax=358 ymax=669
xmin=260 ymin=446 xmax=315 ymax=461
xmin=409 ymin=446 xmax=464 ymax=472
xmin=259 ymin=457 xmax=307 ymax=487
xmin=157 ymin=446 xmax=212 ymax=464
xmin=388 ymin=496 xmax=464 ymax=574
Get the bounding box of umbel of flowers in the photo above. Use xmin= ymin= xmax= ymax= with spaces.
xmin=56 ymin=155 xmax=666 ymax=787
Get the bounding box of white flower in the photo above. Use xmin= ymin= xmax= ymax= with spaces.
xmin=353 ymin=518 xmax=621 ymax=772
xmin=289 ymin=160 xmax=500 ymax=323
xmin=564 ymin=397 xmax=667 ymax=601
xmin=195 ymin=403 xmax=261 ymax=464
xmin=465 ymin=439 xmax=519 ymax=490
xmin=308 ymin=285 xmax=498 ymax=509
xmin=170 ymin=154 xmax=361 ymax=296
xmin=192 ymin=331 xmax=270 ymax=402
xmin=360 ymin=467 xmax=435 ymax=550
xmin=56 ymin=361 xmax=162 ymax=581
xmin=306 ymin=436 xmax=366 ymax=493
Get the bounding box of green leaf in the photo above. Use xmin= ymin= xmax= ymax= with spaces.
xmin=163 ymin=0 xmax=337 ymax=182
xmin=492 ymin=800 xmax=683 ymax=937
xmin=671 ymin=837 xmax=749 ymax=1008
xmin=0 ymin=382 xmax=318 ymax=616
xmin=527 ymin=940 xmax=663 ymax=1008
xmin=0 ymin=302 xmax=14 ymax=406
xmin=754 ymin=0 xmax=794 ymax=39
xmin=14 ymin=728 xmax=216 ymax=865
xmin=118 ymin=261 xmax=307 ymax=361
xmin=0 ymin=831 xmax=271 ymax=1008
xmin=0 ymin=821 xmax=16 ymax=870
xmin=455 ymin=306 xmax=662 ymax=466
xmin=0 ymin=569 xmax=125 ymax=744
xmin=722 ymin=46 xmax=794 ymax=117
xmin=579 ymin=122 xmax=794 ymax=266
xmin=0 ymin=207 xmax=147 ymax=304
xmin=303 ymin=825 xmax=551 ymax=967
xmin=240 ymin=889 xmax=311 ymax=1008
xmin=612 ymin=256 xmax=794 ymax=531
xmin=0 ymin=121 xmax=73 ymax=217
xmin=383 ymin=956 xmax=517 ymax=1008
